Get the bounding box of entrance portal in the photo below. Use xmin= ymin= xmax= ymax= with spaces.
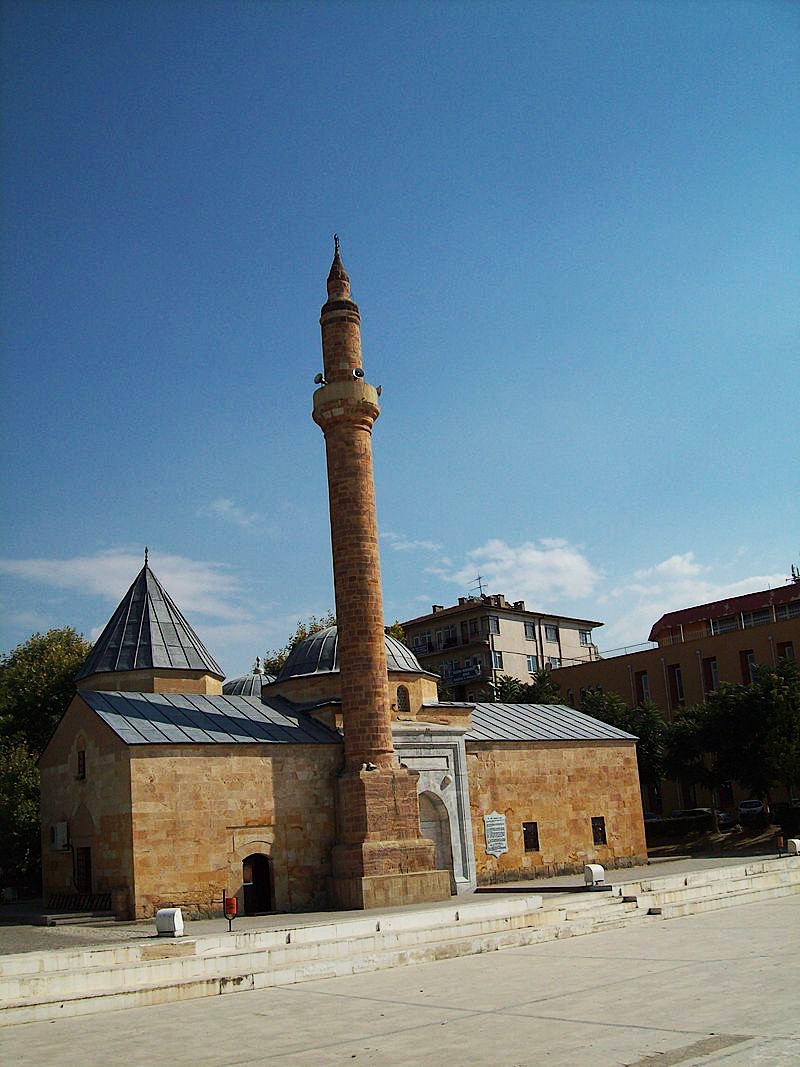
xmin=242 ymin=853 xmax=272 ymax=914
xmin=419 ymin=792 xmax=455 ymax=893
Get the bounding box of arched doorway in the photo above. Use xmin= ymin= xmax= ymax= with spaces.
xmin=242 ymin=853 xmax=273 ymax=914
xmin=419 ymin=792 xmax=455 ymax=893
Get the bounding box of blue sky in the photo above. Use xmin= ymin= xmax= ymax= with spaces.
xmin=2 ymin=1 xmax=798 ymax=676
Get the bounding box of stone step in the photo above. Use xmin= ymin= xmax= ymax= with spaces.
xmin=0 ymin=896 xmax=555 ymax=1007
xmin=2 ymin=858 xmax=798 ymax=1027
xmin=0 ymin=909 xmax=575 ymax=1027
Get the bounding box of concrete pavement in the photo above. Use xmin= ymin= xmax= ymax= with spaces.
xmin=1 ymin=893 xmax=796 ymax=1066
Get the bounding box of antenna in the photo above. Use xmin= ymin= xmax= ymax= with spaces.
xmin=470 ymin=574 xmax=486 ymax=597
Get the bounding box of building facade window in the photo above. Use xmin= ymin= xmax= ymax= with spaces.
xmin=579 ymin=629 xmax=591 ymax=646
xmin=469 ymin=618 xmax=479 ymax=637
xmin=486 ymin=615 xmax=500 ymax=635
xmin=77 ymin=749 xmax=86 ymax=780
xmin=396 ymin=685 xmax=410 ymax=713
xmin=492 ymin=650 xmax=504 ymax=670
xmin=634 ymin=671 xmax=650 ymax=704
xmin=702 ymin=656 xmax=719 ymax=693
xmin=526 ymin=654 xmax=538 ymax=673
xmin=591 ymin=816 xmax=607 ymax=846
xmin=667 ymin=664 xmax=685 ymax=706
xmin=524 ymin=621 xmax=536 ymax=640
xmin=777 ymin=641 xmax=794 ymax=660
xmin=740 ymin=649 xmax=757 ymax=683
xmin=710 ymin=615 xmax=738 ymax=635
xmin=522 ymin=821 xmax=540 ymax=852
xmin=548 ymin=656 xmax=561 ymax=668
xmin=544 ymin=624 xmax=558 ymax=642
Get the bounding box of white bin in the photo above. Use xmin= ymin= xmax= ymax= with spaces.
xmin=155 ymin=907 xmax=184 ymax=937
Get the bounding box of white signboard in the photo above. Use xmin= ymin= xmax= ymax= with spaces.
xmin=483 ymin=811 xmax=508 ymax=857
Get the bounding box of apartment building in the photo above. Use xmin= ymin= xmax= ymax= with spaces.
xmin=400 ymin=594 xmax=602 ymax=700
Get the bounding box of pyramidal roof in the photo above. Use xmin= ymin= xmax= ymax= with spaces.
xmin=76 ymin=562 xmax=223 ymax=681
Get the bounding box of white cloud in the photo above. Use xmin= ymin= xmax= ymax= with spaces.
xmin=201 ymin=497 xmax=261 ymax=530
xmin=444 ymin=538 xmax=601 ymax=603
xmin=0 ymin=548 xmax=245 ymax=621
xmin=599 ymin=551 xmax=789 ymax=651
xmin=381 ymin=530 xmax=442 ymax=553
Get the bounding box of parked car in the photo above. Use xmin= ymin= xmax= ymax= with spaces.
xmin=738 ymin=799 xmax=765 ymax=816
xmin=670 ymin=807 xmax=736 ymax=830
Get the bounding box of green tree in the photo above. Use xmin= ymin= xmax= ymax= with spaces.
xmin=0 ymin=740 xmax=41 ymax=886
xmin=0 ymin=627 xmax=91 ymax=755
xmin=664 ymin=658 xmax=800 ymax=819
xmin=580 ymin=690 xmax=666 ymax=794
xmin=494 ymin=669 xmax=560 ymax=703
xmin=262 ymin=612 xmax=336 ymax=676
xmin=385 ymin=620 xmax=407 ymax=645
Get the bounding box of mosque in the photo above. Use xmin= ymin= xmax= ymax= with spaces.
xmin=39 ymin=245 xmax=647 ymax=919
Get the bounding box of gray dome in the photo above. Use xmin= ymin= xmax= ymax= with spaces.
xmin=222 ymin=660 xmax=275 ymax=697
xmin=276 ymin=626 xmax=425 ymax=682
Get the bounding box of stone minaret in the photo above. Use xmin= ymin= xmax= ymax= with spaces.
xmin=313 ymin=238 xmax=450 ymax=909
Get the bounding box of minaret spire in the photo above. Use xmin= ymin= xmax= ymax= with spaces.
xmin=326 ymin=233 xmax=351 ymax=301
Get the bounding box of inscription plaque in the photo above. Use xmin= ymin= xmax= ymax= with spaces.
xmin=483 ymin=811 xmax=508 ymax=857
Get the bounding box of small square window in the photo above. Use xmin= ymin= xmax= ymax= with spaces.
xmin=591 ymin=816 xmax=607 ymax=846
xmin=544 ymin=624 xmax=558 ymax=642
xmin=492 ymin=650 xmax=504 ymax=669
xmin=77 ymin=750 xmax=86 ymax=780
xmin=524 ymin=621 xmax=536 ymax=640
xmin=522 ymin=821 xmax=540 ymax=852
xmin=579 ymin=629 xmax=591 ymax=646
xmin=526 ymin=654 xmax=538 ymax=673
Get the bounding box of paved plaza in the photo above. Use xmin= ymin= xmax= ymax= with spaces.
xmin=1 ymin=892 xmax=797 ymax=1066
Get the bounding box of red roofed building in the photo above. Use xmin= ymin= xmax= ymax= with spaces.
xmin=552 ymin=581 xmax=799 ymax=813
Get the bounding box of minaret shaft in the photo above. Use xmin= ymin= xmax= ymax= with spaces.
xmin=312 ymin=241 xmax=451 ymax=909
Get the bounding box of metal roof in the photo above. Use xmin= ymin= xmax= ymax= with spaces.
xmin=448 ymin=702 xmax=637 ymax=743
xmin=76 ymin=564 xmax=223 ymax=680
xmin=276 ymin=626 xmax=426 ymax=681
xmin=648 ymin=583 xmax=799 ymax=640
xmin=223 ymin=672 xmax=276 ymax=697
xmin=79 ymin=690 xmax=341 ymax=745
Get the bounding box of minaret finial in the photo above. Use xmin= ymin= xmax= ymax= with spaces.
xmin=326 ymin=233 xmax=351 ymax=300
xmin=144 ymin=545 xmax=149 ymax=566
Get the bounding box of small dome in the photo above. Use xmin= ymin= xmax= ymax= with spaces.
xmin=276 ymin=626 xmax=425 ymax=682
xmin=222 ymin=658 xmax=275 ymax=697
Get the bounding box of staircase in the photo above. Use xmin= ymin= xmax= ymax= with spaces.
xmin=1 ymin=857 xmax=797 ymax=1027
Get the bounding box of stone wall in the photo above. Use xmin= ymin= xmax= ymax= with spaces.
xmin=467 ymin=740 xmax=647 ymax=881
xmin=128 ymin=743 xmax=342 ymax=918
xmin=39 ymin=698 xmax=134 ymax=905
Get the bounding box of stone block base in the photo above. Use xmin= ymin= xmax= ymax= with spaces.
xmin=329 ymin=868 xmax=452 ymax=910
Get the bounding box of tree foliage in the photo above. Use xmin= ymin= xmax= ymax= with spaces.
xmin=0 ymin=627 xmax=91 ymax=755
xmin=262 ymin=612 xmax=336 ymax=676
xmin=579 ymin=690 xmax=666 ymax=790
xmin=385 ymin=620 xmax=407 ymax=645
xmin=494 ymin=669 xmax=561 ymax=704
xmin=664 ymin=657 xmax=800 ymax=809
xmin=0 ymin=740 xmax=41 ymax=886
